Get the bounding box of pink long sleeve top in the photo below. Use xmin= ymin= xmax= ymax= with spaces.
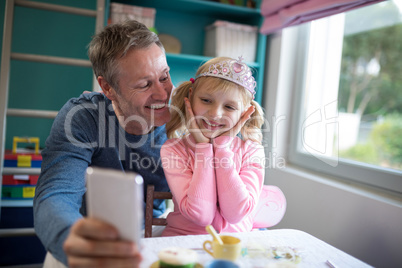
xmin=161 ymin=135 xmax=265 ymax=236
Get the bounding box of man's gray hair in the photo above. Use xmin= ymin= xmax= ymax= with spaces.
xmin=88 ymin=20 xmax=165 ymax=91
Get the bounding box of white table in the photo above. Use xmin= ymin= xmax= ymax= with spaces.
xmin=139 ymin=229 xmax=372 ymax=268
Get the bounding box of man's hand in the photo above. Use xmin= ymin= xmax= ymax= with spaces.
xmin=63 ymin=218 xmax=142 ymax=267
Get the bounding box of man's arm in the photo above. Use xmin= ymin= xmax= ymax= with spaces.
xmin=34 ymin=96 xmax=142 ymax=267
xmin=33 ymin=99 xmax=92 ymax=264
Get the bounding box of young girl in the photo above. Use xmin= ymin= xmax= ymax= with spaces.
xmin=161 ymin=56 xmax=265 ymax=236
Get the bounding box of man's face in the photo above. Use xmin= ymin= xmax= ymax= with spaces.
xmin=110 ymin=44 xmax=173 ymax=135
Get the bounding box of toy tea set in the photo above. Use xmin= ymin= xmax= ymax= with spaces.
xmin=155 ymin=225 xmax=301 ymax=268
xmin=156 ymin=225 xmax=241 ymax=268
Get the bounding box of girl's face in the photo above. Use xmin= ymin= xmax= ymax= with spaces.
xmin=190 ymin=82 xmax=245 ymax=139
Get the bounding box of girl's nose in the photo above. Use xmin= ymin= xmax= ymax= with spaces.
xmin=209 ymin=105 xmax=223 ymax=119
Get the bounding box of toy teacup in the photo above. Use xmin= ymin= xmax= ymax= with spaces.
xmin=203 ymin=235 xmax=242 ymax=262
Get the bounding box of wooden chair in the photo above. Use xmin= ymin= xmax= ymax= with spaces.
xmin=144 ymin=184 xmax=173 ymax=238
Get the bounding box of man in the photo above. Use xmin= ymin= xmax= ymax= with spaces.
xmin=33 ymin=20 xmax=173 ymax=267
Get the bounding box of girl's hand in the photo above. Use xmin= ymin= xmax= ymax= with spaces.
xmin=184 ymin=97 xmax=210 ymax=144
xmin=220 ymin=105 xmax=255 ymax=138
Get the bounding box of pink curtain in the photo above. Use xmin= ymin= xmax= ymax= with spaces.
xmin=260 ymin=0 xmax=386 ymax=34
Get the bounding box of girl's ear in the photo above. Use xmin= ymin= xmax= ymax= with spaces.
xmin=98 ymin=76 xmax=116 ymax=100
xmin=189 ymin=87 xmax=193 ymax=100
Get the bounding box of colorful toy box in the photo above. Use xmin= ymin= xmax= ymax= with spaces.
xmin=1 ymin=185 xmax=36 ymax=199
xmin=2 ymin=137 xmax=41 ymax=200
xmin=3 ymin=137 xmax=42 ymax=168
xmin=2 ymin=175 xmax=39 ymax=185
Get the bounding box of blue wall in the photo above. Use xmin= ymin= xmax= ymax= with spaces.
xmin=1 ymin=0 xmax=97 ymax=149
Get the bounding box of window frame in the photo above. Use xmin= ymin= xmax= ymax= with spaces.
xmin=282 ymin=20 xmax=402 ymax=195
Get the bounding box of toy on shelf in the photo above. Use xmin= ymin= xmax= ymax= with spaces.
xmin=1 ymin=185 xmax=36 ymax=199
xmin=3 ymin=137 xmax=42 ymax=168
xmin=2 ymin=137 xmax=42 ymax=200
xmin=2 ymin=174 xmax=39 ymax=185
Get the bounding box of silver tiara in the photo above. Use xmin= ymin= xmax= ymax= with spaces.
xmin=196 ymin=56 xmax=256 ymax=96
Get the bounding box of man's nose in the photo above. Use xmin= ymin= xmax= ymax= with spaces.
xmin=153 ymin=81 xmax=170 ymax=100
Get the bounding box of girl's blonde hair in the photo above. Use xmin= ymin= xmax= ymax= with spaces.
xmin=166 ymin=57 xmax=264 ymax=143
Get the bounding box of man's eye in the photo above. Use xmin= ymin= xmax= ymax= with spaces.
xmin=140 ymin=83 xmax=150 ymax=89
xmin=161 ymin=73 xmax=170 ymax=82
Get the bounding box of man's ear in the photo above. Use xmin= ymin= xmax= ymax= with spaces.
xmin=98 ymin=76 xmax=116 ymax=100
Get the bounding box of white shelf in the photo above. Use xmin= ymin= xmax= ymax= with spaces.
xmin=1 ymin=199 xmax=34 ymax=207
xmin=2 ymin=167 xmax=41 ymax=175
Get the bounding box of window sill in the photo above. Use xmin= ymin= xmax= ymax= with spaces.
xmin=267 ymin=164 xmax=402 ymax=207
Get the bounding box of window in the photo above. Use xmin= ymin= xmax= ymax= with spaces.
xmin=287 ymin=0 xmax=402 ymax=194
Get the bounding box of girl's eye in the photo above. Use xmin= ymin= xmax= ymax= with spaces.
xmin=226 ymin=105 xmax=236 ymax=110
xmin=201 ymin=98 xmax=211 ymax=103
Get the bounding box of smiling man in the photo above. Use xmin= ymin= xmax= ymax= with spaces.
xmin=33 ymin=20 xmax=173 ymax=267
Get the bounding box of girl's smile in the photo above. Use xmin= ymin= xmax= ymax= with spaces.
xmin=202 ymin=118 xmax=225 ymax=130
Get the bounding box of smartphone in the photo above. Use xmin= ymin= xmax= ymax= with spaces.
xmin=85 ymin=166 xmax=144 ymax=244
